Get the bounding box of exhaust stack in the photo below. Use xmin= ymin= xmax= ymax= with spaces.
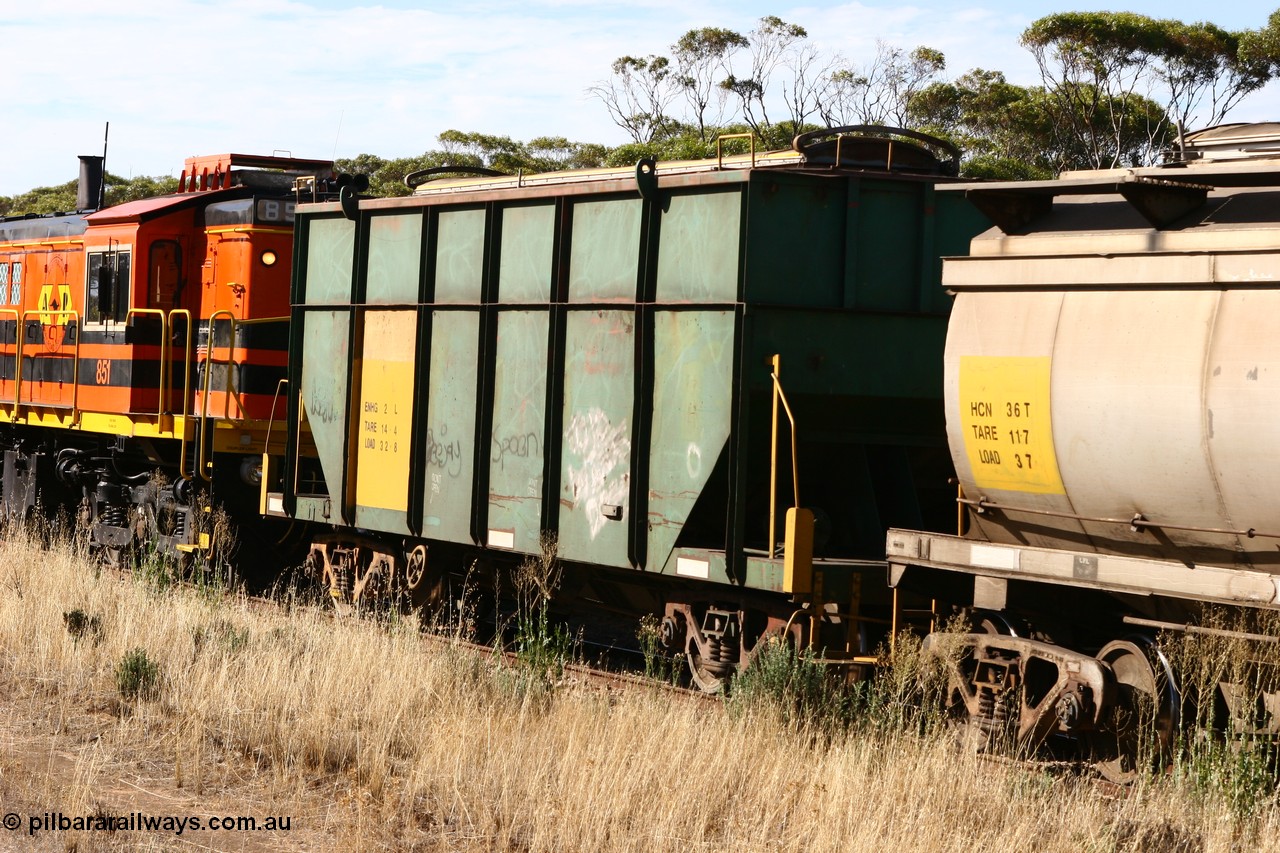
xmin=77 ymin=155 xmax=105 ymax=211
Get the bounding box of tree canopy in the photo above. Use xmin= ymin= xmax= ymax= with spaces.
xmin=1021 ymin=11 xmax=1280 ymax=165
xmin=4 ymin=9 xmax=1278 ymax=212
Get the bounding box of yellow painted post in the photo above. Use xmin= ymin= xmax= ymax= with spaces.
xmin=782 ymin=506 xmax=814 ymax=594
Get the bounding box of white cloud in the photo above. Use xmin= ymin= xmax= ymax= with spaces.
xmin=1 ymin=0 xmax=1277 ymax=195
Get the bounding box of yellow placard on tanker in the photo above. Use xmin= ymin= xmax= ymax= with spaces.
xmin=355 ymin=311 xmax=416 ymax=512
xmin=958 ymin=356 xmax=1064 ymax=495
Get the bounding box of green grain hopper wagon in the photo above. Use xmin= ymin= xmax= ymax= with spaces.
xmin=265 ymin=127 xmax=989 ymax=689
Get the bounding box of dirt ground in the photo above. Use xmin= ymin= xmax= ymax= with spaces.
xmin=0 ymin=673 xmax=359 ymax=852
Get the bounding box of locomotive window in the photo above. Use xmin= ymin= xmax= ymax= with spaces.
xmin=148 ymin=240 xmax=182 ymax=310
xmin=0 ymin=263 xmax=8 ymax=304
xmin=205 ymin=198 xmax=254 ymax=227
xmin=11 ymin=262 xmax=20 ymax=304
xmin=86 ymin=248 xmax=132 ymax=325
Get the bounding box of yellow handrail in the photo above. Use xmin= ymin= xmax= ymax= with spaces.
xmin=124 ymin=308 xmax=169 ymax=419
xmin=167 ymin=309 xmax=194 ymax=419
xmin=200 ymin=311 xmax=289 ymax=422
xmin=263 ymin=378 xmax=288 ymax=457
xmin=715 ymin=132 xmax=757 ymax=169
xmin=164 ymin=309 xmax=196 ymax=480
xmin=17 ymin=310 xmax=82 ymax=422
xmin=197 ymin=311 xmax=290 ymax=479
xmin=767 ymin=353 xmax=800 ymax=560
xmin=0 ymin=308 xmax=20 ymax=415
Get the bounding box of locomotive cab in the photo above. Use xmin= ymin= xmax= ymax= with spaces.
xmin=0 ymin=151 xmax=334 ymax=568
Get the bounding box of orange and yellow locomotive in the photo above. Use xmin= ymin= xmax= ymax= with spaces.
xmin=0 ymin=152 xmax=334 ymax=566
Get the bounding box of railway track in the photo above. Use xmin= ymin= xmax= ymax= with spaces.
xmin=126 ymin=554 xmax=716 ymax=701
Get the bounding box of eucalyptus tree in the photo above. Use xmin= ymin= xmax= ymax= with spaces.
xmin=672 ymin=27 xmax=749 ymax=142
xmin=822 ymin=42 xmax=947 ymax=127
xmin=908 ymin=69 xmax=1058 ymax=178
xmin=1021 ymin=11 xmax=1280 ymax=165
xmin=720 ymin=16 xmax=810 ymax=148
xmin=587 ymin=55 xmax=679 ymax=144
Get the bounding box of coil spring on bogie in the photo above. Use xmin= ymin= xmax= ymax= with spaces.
xmin=710 ymin=635 xmax=737 ymax=664
xmin=100 ymin=504 xmax=128 ymax=528
xmin=333 ymin=554 xmax=353 ymax=601
xmin=975 ymin=685 xmax=1012 ymax=745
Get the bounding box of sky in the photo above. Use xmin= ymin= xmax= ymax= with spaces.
xmin=1 ymin=0 xmax=1278 ymax=197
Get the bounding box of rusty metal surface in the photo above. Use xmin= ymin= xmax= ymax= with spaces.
xmin=929 ymin=631 xmax=1111 ymax=753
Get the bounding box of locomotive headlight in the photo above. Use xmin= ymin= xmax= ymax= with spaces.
xmin=260 ymin=250 xmax=278 ymax=266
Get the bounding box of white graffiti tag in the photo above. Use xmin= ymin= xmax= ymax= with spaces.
xmin=564 ymin=407 xmax=631 ymax=539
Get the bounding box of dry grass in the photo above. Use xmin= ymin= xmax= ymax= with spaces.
xmin=0 ymin=527 xmax=1274 ymax=851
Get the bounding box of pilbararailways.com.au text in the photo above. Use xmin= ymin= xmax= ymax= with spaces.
xmin=6 ymin=811 xmax=292 ymax=836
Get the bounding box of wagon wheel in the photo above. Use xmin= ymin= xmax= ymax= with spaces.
xmin=685 ymin=628 xmax=739 ymax=695
xmin=405 ymin=545 xmax=428 ymax=590
xmin=972 ymin=609 xmax=1018 ymax=637
xmin=1089 ymin=638 xmax=1180 ymax=784
xmin=686 ymin=648 xmax=733 ymax=695
xmin=403 ymin=544 xmax=447 ymax=610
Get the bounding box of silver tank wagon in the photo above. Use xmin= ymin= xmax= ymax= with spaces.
xmin=888 ymin=123 xmax=1280 ymax=781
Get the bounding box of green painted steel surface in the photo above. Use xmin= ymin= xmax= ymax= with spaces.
xmin=646 ymin=310 xmax=734 ymax=571
xmin=302 ymin=218 xmax=354 ymax=305
xmin=655 ymin=191 xmax=741 ymax=302
xmin=498 ymin=204 xmax=555 ymax=303
xmin=366 ymin=213 xmax=422 ymax=304
xmin=488 ymin=310 xmax=549 ymax=553
xmin=559 ymin=309 xmax=635 ymax=568
xmin=422 ymin=310 xmax=479 ymax=542
xmin=743 ymin=174 xmax=844 ymax=307
xmin=435 ymin=209 xmax=485 ymax=303
xmin=568 ymin=199 xmax=641 ymax=302
xmin=300 ymin=310 xmax=351 ymax=519
xmin=287 ymin=163 xmax=990 ymax=590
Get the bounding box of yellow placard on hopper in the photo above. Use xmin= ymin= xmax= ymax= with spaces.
xmin=958 ymin=356 xmax=1064 ymax=495
xmin=355 ymin=311 xmax=416 ymax=512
